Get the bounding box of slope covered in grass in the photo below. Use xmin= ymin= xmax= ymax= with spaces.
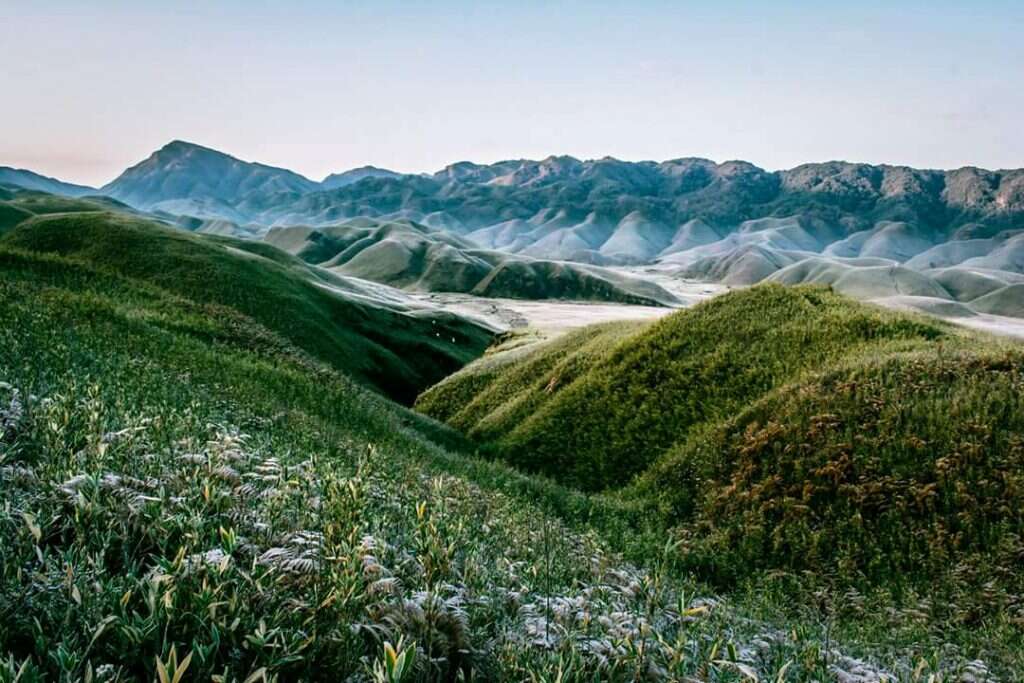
xmin=418 ymin=285 xmax=1024 ymax=595
xmin=0 ymin=188 xmax=137 ymax=228
xmin=0 ymin=209 xmax=492 ymax=403
xmin=0 ymin=246 xmax=651 ymax=680
xmin=634 ymin=348 xmax=1024 ymax=587
xmin=418 ymin=286 xmax=954 ymax=491
xmin=1 ymin=238 xmax=1022 ymax=677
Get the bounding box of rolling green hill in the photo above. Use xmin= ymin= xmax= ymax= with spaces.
xmin=417 ymin=285 xmax=1024 ymax=591
xmin=264 ymin=220 xmax=679 ymax=306
xmin=417 ymin=286 xmax=955 ymax=491
xmin=0 ymin=189 xmax=137 ymax=225
xmin=634 ymin=347 xmax=1024 ymax=586
xmin=0 ymin=233 xmax=660 ymax=680
xmin=2 ymin=212 xmax=1023 ymax=677
xmin=0 ymin=198 xmax=492 ymax=404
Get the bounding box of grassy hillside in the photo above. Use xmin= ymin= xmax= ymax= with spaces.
xmin=0 ymin=188 xmax=133 ymax=225
xmin=0 ymin=206 xmax=492 ymax=404
xmin=417 ymin=285 xmax=1024 ymax=594
xmin=417 ymin=286 xmax=954 ymax=491
xmin=0 ymin=246 xmax=639 ymax=680
xmin=469 ymin=259 xmax=672 ymax=305
xmin=1 ymin=225 xmax=1021 ymax=677
xmin=634 ymin=348 xmax=1024 ymax=587
xmin=264 ymin=220 xmax=679 ymax=306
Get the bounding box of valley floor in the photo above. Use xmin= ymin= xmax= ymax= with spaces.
xmin=412 ymin=272 xmax=1024 ymax=347
xmin=409 ymin=279 xmax=728 ymax=340
xmin=625 ymin=265 xmax=1024 ymax=341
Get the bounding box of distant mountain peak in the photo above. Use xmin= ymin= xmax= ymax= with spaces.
xmin=321 ymin=165 xmax=401 ymax=190
xmin=0 ymin=167 xmax=96 ymax=197
xmin=162 ymin=138 xmax=201 ymax=150
xmin=541 ymin=154 xmax=582 ymax=163
xmin=101 ymin=140 xmax=317 ymax=208
xmin=153 ymin=139 xmax=221 ymax=157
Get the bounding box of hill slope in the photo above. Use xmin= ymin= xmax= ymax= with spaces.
xmin=0 ymin=167 xmax=96 ymax=196
xmin=0 ymin=204 xmax=492 ymax=403
xmin=0 ymin=228 xmax=725 ymax=681
xmin=264 ymin=220 xmax=679 ymax=305
xmin=418 ymin=285 xmax=1024 ymax=592
xmin=417 ymin=286 xmax=954 ymax=491
xmin=1 ymin=232 xmax=1022 ymax=676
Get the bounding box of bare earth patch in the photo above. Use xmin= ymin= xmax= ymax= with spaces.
xmin=408 ymin=279 xmax=728 ymax=341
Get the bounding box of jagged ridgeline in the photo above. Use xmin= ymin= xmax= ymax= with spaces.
xmin=416 ymin=285 xmax=1024 ymax=587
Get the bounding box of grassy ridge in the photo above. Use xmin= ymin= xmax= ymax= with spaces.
xmin=635 ymin=348 xmax=1024 ymax=587
xmin=417 ymin=286 xmax=954 ymax=491
xmin=416 ymin=321 xmax=645 ymax=428
xmin=0 ymin=206 xmax=492 ymax=403
xmin=417 ymin=285 xmax=1024 ymax=593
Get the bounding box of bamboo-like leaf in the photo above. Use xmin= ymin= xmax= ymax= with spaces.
xmin=242 ymin=667 xmax=268 ymax=683
xmin=714 ymin=659 xmax=759 ymax=681
xmin=155 ymin=655 xmax=170 ymax=683
xmin=171 ymin=650 xmax=193 ymax=683
xmin=22 ymin=513 xmax=41 ymax=542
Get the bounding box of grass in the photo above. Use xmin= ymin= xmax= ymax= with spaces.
xmin=0 ymin=205 xmax=492 ymax=404
xmin=634 ymin=349 xmax=1024 ymax=587
xmin=0 ymin=228 xmax=954 ymax=682
xmin=417 ymin=286 xmax=959 ymax=491
xmin=1 ymin=196 xmax=1023 ymax=679
xmin=417 ymin=286 xmax=1024 ymax=596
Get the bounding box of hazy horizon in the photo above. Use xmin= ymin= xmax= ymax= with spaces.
xmin=3 ymin=0 xmax=1022 ymax=186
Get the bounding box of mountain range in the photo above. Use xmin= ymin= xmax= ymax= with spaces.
xmin=9 ymin=140 xmax=1021 ymax=234
xmin=3 ymin=139 xmax=1024 ymax=319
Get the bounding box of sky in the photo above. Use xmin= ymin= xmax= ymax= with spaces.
xmin=2 ymin=0 xmax=1022 ymax=186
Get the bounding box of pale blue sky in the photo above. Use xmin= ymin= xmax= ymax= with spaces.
xmin=2 ymin=1 xmax=1022 ymax=185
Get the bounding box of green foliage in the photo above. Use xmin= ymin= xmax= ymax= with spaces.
xmin=0 ymin=205 xmax=33 ymax=234
xmin=417 ymin=284 xmax=1024 ymax=596
xmin=418 ymin=285 xmax=955 ymax=491
xmin=1 ymin=201 xmax=1023 ymax=677
xmin=0 ymin=209 xmax=492 ymax=403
